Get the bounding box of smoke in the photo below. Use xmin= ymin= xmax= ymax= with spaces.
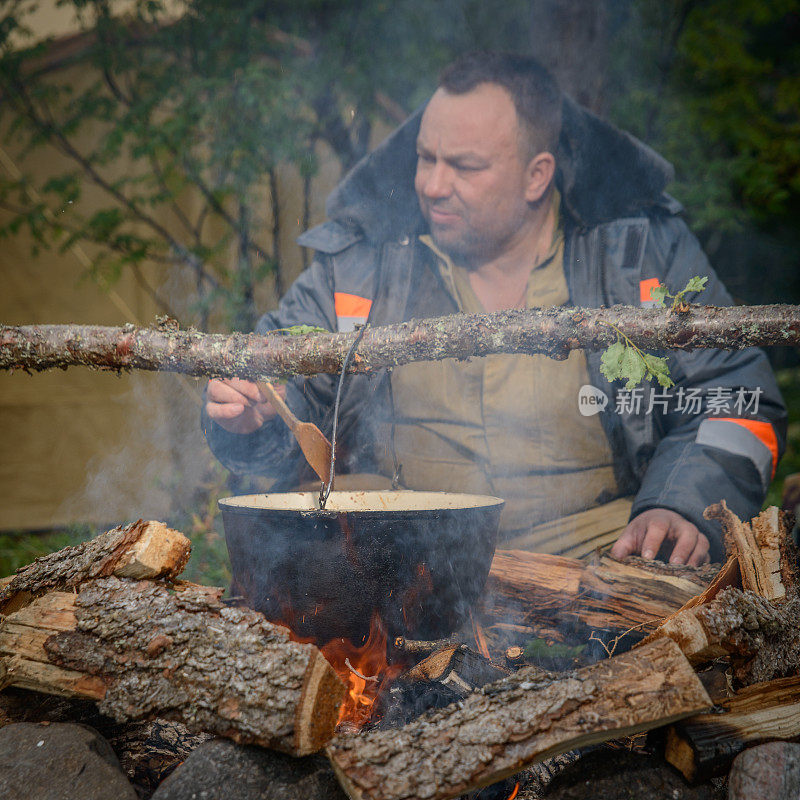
xmin=58 ymin=370 xmax=211 ymax=528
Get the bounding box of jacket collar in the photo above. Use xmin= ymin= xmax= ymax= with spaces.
xmin=323 ymin=94 xmax=674 ymax=244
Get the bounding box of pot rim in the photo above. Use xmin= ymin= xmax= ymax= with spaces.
xmin=219 ymin=489 xmax=505 ymax=515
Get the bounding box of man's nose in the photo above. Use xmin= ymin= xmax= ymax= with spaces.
xmin=421 ymin=161 xmax=453 ymax=199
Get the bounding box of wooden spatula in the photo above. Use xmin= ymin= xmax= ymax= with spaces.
xmin=256 ymin=380 xmax=333 ymax=484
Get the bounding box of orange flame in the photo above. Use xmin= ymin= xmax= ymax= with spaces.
xmin=470 ymin=610 xmax=491 ymax=660
xmin=506 ymin=782 xmax=520 ymax=800
xmin=321 ymin=612 xmax=405 ymax=729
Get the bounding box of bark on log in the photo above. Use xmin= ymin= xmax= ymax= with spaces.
xmin=325 ymin=637 xmax=711 ymax=800
xmin=0 ymin=520 xmax=190 ymax=614
xmin=664 ymin=675 xmax=800 ymax=782
xmin=0 ymin=577 xmax=345 ymax=756
xmin=644 ymin=587 xmax=800 ymax=684
xmin=3 ymin=304 xmax=800 ymax=379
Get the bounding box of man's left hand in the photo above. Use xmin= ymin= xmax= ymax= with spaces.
xmin=610 ymin=509 xmax=710 ymax=566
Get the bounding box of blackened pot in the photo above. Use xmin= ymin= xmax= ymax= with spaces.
xmin=219 ymin=490 xmax=503 ymax=644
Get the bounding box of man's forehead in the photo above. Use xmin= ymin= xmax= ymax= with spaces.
xmin=417 ymin=84 xmax=520 ymax=154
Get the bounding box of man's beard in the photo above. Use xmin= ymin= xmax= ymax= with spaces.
xmin=428 ymin=223 xmax=495 ymax=270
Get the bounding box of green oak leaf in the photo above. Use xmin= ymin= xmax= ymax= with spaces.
xmin=649 ymin=285 xmax=669 ymax=307
xmin=643 ymin=353 xmax=674 ymax=388
xmin=683 ymin=276 xmax=708 ymax=294
xmin=620 ymin=345 xmax=647 ymax=390
xmin=599 ymin=340 xmax=627 ymax=382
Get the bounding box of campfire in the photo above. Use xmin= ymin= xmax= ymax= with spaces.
xmin=1 ymin=502 xmax=799 ymax=799
xmin=315 ymin=614 xmax=405 ymax=730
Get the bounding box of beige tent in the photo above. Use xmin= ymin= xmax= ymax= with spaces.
xmin=0 ymin=4 xmax=342 ymax=530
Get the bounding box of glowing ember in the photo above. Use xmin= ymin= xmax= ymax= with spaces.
xmin=470 ymin=609 xmax=491 ymax=660
xmin=320 ymin=612 xmax=405 ymax=729
xmin=506 ymin=782 xmax=520 ymax=800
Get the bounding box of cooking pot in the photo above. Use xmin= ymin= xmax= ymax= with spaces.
xmin=219 ymin=490 xmax=503 ymax=644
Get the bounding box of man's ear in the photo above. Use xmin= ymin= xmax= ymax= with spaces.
xmin=523 ymin=152 xmax=556 ymax=203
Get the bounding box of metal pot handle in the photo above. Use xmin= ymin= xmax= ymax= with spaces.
xmin=319 ymin=323 xmax=368 ymax=509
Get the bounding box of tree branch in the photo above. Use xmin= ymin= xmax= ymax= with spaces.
xmin=1 ymin=304 xmax=799 ymax=380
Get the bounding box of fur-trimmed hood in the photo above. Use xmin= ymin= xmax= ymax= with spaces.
xmin=320 ymin=94 xmax=675 ymax=245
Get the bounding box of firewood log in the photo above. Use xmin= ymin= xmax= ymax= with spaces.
xmin=0 ymin=520 xmax=191 ymax=614
xmin=644 ymin=587 xmax=800 ymax=684
xmin=0 ymin=577 xmax=345 ymax=756
xmin=479 ymin=549 xmax=714 ymax=637
xmin=704 ymin=502 xmax=799 ymax=601
xmin=643 ymin=506 xmax=800 ymax=683
xmin=665 ymin=674 xmax=800 ymax=782
xmin=326 ymin=638 xmax=711 ymax=800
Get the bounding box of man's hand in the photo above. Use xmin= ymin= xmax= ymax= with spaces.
xmin=610 ymin=508 xmax=710 ymax=566
xmin=205 ymin=378 xmax=284 ymax=435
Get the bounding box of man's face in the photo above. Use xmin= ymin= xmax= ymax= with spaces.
xmin=415 ymin=83 xmax=534 ymax=265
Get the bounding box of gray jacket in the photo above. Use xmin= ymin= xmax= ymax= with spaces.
xmin=205 ymin=97 xmax=786 ymax=558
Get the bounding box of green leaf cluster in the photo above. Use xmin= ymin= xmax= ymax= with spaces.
xmin=600 ymin=340 xmax=673 ymax=390
xmin=599 ymin=275 xmax=708 ymax=390
xmin=650 ymin=276 xmax=709 ymax=310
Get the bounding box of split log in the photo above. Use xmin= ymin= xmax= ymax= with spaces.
xmin=644 ymin=587 xmax=800 ymax=683
xmin=0 ymin=520 xmax=190 ymax=614
xmin=704 ymin=502 xmax=799 ymax=601
xmin=478 ymin=550 xmax=714 ymax=639
xmin=326 ymin=637 xmax=711 ymax=800
xmin=400 ymin=645 xmax=509 ymax=696
xmin=643 ymin=505 xmax=800 ymax=682
xmin=4 ymin=305 xmax=800 ymax=380
xmin=0 ymin=577 xmax=345 ymax=756
xmin=578 ymin=556 xmax=716 ymax=632
xmin=665 ymin=675 xmax=800 ymax=782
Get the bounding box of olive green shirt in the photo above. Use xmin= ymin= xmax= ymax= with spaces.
xmin=381 ymin=194 xmax=620 ymax=550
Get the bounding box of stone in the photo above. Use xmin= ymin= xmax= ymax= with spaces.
xmin=151 ymin=738 xmax=347 ymax=800
xmin=0 ymin=721 xmax=138 ymax=800
xmin=521 ymin=748 xmax=715 ymax=800
xmin=728 ymin=741 xmax=800 ymax=800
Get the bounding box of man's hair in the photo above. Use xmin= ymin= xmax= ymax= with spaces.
xmin=439 ymin=52 xmax=562 ymax=158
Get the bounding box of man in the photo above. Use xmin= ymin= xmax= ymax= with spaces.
xmin=204 ymin=53 xmax=786 ymax=565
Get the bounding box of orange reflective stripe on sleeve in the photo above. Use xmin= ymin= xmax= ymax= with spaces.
xmin=639 ymin=278 xmax=661 ymax=303
xmin=714 ymin=418 xmax=778 ymax=479
xmin=334 ymin=292 xmax=372 ymax=319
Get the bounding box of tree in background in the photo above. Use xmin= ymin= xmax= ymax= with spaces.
xmin=0 ymin=0 xmax=532 ymax=332
xmin=608 ymin=0 xmax=800 ymax=318
xmin=0 ymin=0 xmax=797 ymax=328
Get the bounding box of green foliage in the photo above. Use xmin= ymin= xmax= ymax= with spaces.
xmin=0 ymin=525 xmax=95 ymax=576
xmin=765 ymin=367 xmax=800 ymax=509
xmin=650 ymin=276 xmax=708 ymax=310
xmin=0 ymin=0 xmax=534 ymax=332
xmin=600 ymin=276 xmax=708 ymax=390
xmin=522 ymin=638 xmax=586 ymax=663
xmin=600 ymin=338 xmax=674 ymax=390
xmin=609 ymin=1 xmax=800 ymax=233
